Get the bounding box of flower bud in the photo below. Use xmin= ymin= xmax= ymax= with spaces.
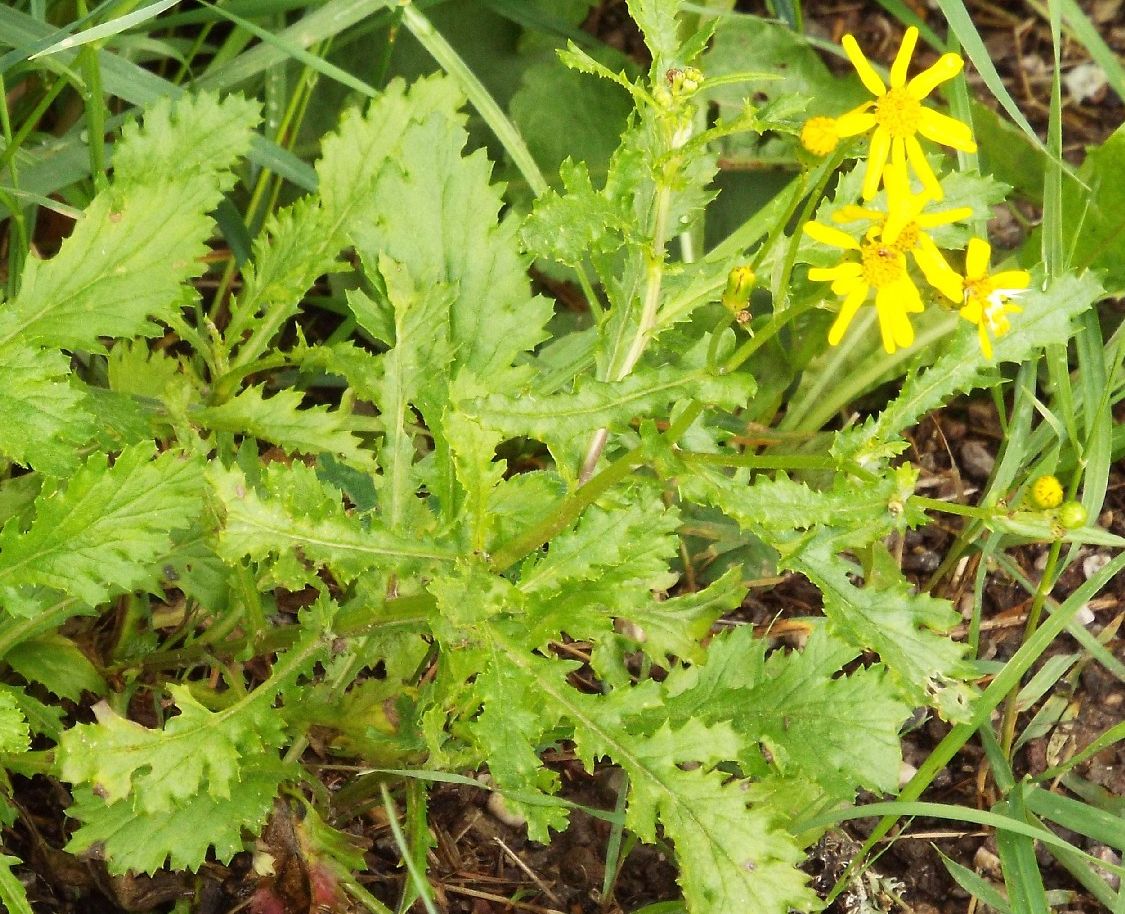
xmin=722 ymin=265 xmax=756 ymax=313
xmin=1058 ymin=501 xmax=1087 ymax=529
xmin=666 ymin=66 xmax=704 ymax=97
xmin=1029 ymin=474 xmax=1064 ymax=510
xmin=800 ymin=116 xmax=839 ymax=157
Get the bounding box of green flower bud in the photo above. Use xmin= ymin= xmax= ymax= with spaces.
xmin=722 ymin=265 xmax=756 ymax=313
xmin=1058 ymin=501 xmax=1087 ymax=529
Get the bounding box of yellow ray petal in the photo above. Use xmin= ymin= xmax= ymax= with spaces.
xmin=832 ymin=275 xmax=865 ymax=295
xmin=828 ymin=284 xmax=868 ymax=346
xmin=991 ymin=270 xmax=1031 ymax=290
xmin=966 ymin=237 xmax=991 ymax=276
xmin=917 ymin=107 xmax=978 ymax=152
xmin=891 ymin=135 xmax=907 ymax=174
xmin=878 ymin=297 xmax=916 ymax=352
xmin=842 ymin=34 xmax=887 ymax=97
xmin=873 ymin=289 xmax=910 ymax=353
xmin=905 ymin=136 xmax=943 ymax=200
xmin=833 ymin=205 xmax=881 ymax=224
xmin=977 ymin=320 xmax=994 ymax=359
xmin=862 ymin=127 xmax=891 ymax=200
xmin=896 ymin=274 xmax=925 ymax=313
xmin=808 ymin=263 xmax=863 ymax=282
xmin=890 ymin=27 xmax=919 ymax=89
xmin=908 ymin=53 xmax=964 ymax=99
xmin=834 ymin=102 xmax=877 ymax=137
xmin=917 ymin=206 xmax=973 ymax=229
xmin=804 ymin=222 xmax=862 ymax=250
xmin=913 ymin=235 xmax=963 ymax=301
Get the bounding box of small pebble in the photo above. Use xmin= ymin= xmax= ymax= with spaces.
xmin=1075 ymin=603 xmax=1096 ymax=626
xmin=1092 ymin=845 xmax=1122 ymax=891
xmin=1083 ymin=552 xmax=1111 ymax=579
xmin=960 ymin=440 xmax=995 ymax=480
xmin=973 ymin=846 xmax=1003 ymax=880
xmin=486 ymin=792 xmax=527 ymax=830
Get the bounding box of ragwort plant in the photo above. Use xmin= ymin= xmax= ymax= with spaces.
xmin=0 ymin=2 xmax=1121 ymax=912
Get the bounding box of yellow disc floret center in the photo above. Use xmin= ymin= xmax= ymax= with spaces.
xmin=893 ymin=222 xmax=920 ymax=251
xmin=963 ymin=274 xmax=993 ymax=305
xmin=875 ymin=87 xmax=922 ymax=138
xmin=860 ymin=241 xmax=906 ymax=287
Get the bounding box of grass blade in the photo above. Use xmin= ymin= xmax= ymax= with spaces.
xmin=30 ymin=0 xmax=185 ymax=59
xmin=400 ymin=3 xmax=547 ymax=196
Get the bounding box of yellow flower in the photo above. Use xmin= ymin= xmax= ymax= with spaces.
xmin=834 ymin=26 xmax=977 ymax=201
xmin=956 ymin=237 xmax=1029 ymax=359
xmin=832 ymin=163 xmax=969 ymax=302
xmin=800 ymin=116 xmax=839 ymax=156
xmin=803 ymin=219 xmax=924 ymax=354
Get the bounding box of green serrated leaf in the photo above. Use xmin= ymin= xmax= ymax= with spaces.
xmin=558 ymin=42 xmax=650 ymax=105
xmin=522 ymin=159 xmax=633 ymax=267
xmin=64 ymin=764 xmax=287 ymax=874
xmin=197 ymin=384 xmax=366 ymax=464
xmin=584 ymin=711 xmax=814 ymax=912
xmin=683 ymin=462 xmax=916 ymax=539
xmin=790 ymin=537 xmax=965 ymax=705
xmin=376 ymin=256 xmax=456 ymax=530
xmin=0 ymin=854 xmax=33 ymax=914
xmin=0 ymin=94 xmax=258 ymax=351
xmin=226 ymin=76 xmax=465 ymax=361
xmin=0 ymin=688 xmax=30 ymax=754
xmin=472 ymin=650 xmax=569 ymax=841
xmin=59 ymin=685 xmax=287 ymax=813
xmin=622 ymin=566 xmax=746 ymax=664
xmin=519 ymin=493 xmax=680 ymax=596
xmin=0 ymin=343 xmax=92 ymax=474
xmin=498 ymin=642 xmax=817 ymax=913
xmin=4 ymin=633 xmax=105 ymax=701
xmin=3 ymin=685 xmax=64 ymax=741
xmin=107 ymin=339 xmax=186 ymax=399
xmin=59 ymin=630 xmax=323 ymax=822
xmin=212 ymin=462 xmax=455 ymax=590
xmin=468 ymin=366 xmax=755 ymax=464
xmin=348 ymin=92 xmax=553 ymax=386
xmin=625 ymin=0 xmax=681 ymax=70
xmin=0 ymin=444 xmax=204 ymax=609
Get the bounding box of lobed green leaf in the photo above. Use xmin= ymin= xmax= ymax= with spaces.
xmin=0 ymin=444 xmax=204 ymax=610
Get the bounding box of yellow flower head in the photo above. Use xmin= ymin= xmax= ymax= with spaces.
xmin=803 ymin=217 xmax=925 ymax=355
xmin=800 ymin=116 xmax=839 ymax=157
xmin=832 ymin=162 xmax=970 ymax=303
xmin=835 ymin=27 xmax=977 ymax=201
xmin=957 ymin=237 xmax=1030 ymax=359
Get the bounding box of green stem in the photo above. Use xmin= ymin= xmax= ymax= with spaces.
xmin=681 ymin=451 xmax=839 ymax=471
xmin=492 ymin=401 xmax=703 ymax=572
xmin=579 ymin=116 xmax=684 ymax=482
xmin=75 ymin=0 xmax=107 ymax=193
xmin=105 ymin=594 xmax=435 ymax=674
xmin=911 ymin=495 xmax=994 ymax=521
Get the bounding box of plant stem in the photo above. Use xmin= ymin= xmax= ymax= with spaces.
xmin=495 ymin=400 xmax=703 ymax=571
xmin=579 ymin=119 xmax=682 ymax=483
